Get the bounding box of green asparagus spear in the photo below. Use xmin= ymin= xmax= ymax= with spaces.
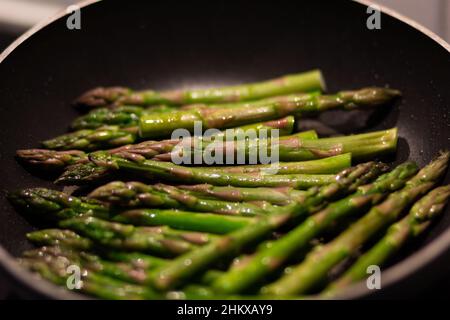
xmin=16 ymin=149 xmax=88 ymax=171
xmin=26 ymin=229 xmax=169 ymax=270
xmin=208 ymin=116 xmax=298 ymax=138
xmin=27 ymin=229 xmax=94 ymax=250
xmin=71 ymin=105 xmax=176 ymax=130
xmin=58 ymin=216 xmax=203 ymax=257
xmin=154 ymin=128 xmax=397 ymax=163
xmin=88 ymin=181 xmax=274 ymax=216
xmin=206 ymin=153 xmax=351 ymax=175
xmin=19 ymin=254 xmax=163 ymax=299
xmin=71 ymin=106 xmax=144 ymax=130
xmin=73 ymin=101 xmax=297 ymax=135
xmin=63 ymin=151 xmax=336 ymax=188
xmin=149 ymin=162 xmax=386 ymax=290
xmin=55 ymin=86 xmax=399 ymax=150
xmin=323 ymin=184 xmax=450 ymax=297
xmin=188 ymin=86 xmax=399 ymax=111
xmin=42 ymin=125 xmax=138 ymax=151
xmin=179 ymin=91 xmax=320 ymax=111
xmin=42 ymin=115 xmax=299 ymax=152
xmin=44 ymin=129 xmax=326 ymax=182
xmin=25 ymin=230 xmax=221 ymax=280
xmin=177 ymin=184 xmax=306 ymax=205
xmin=137 ymin=225 xmax=220 ymax=244
xmin=17 ymin=139 xmax=181 ymax=171
xmin=22 ymin=245 xmax=158 ymax=286
xmin=10 ymin=186 xmax=255 ymax=234
xmin=212 ymin=162 xmax=418 ymax=293
xmin=74 ymin=70 xmax=325 ymax=109
xmin=178 ymin=86 xmax=399 ymax=113
xmin=56 ymin=129 xmax=395 ymax=187
xmin=286 ymin=129 xmax=317 ymax=140
xmin=10 ymin=184 xmax=272 ymax=219
xmin=19 ymin=252 xmax=292 ymax=300
xmin=262 ymin=151 xmax=449 ymax=295
xmin=26 ymin=229 xmax=173 ymax=271
xmin=138 ymin=88 xmax=400 ymax=138
xmin=112 ymin=209 xmax=254 ymax=234
xmin=8 ymin=187 xmax=109 ymax=220
xmin=19 ymin=118 xmax=303 ymax=172
xmin=103 ymin=250 xmax=168 ymax=270
xmin=24 ymin=245 xmax=224 ymax=288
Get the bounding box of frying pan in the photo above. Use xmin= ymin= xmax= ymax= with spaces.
xmin=0 ymin=0 xmax=449 ymax=300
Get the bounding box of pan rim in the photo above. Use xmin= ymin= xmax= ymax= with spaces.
xmin=0 ymin=0 xmax=99 ymax=64
xmin=0 ymin=0 xmax=99 ymax=300
xmin=0 ymin=0 xmax=449 ymax=300
xmin=335 ymin=0 xmax=450 ymax=299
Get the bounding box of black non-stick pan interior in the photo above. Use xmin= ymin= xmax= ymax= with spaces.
xmin=0 ymin=0 xmax=449 ymax=299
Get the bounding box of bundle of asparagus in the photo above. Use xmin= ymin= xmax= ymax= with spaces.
xmin=43 ymin=85 xmax=400 ymax=149
xmin=9 ymin=70 xmax=450 ymax=300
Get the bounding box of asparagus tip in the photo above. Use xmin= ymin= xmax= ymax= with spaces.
xmin=340 ymin=87 xmax=402 ymax=109
xmin=73 ymin=86 xmax=130 ymax=110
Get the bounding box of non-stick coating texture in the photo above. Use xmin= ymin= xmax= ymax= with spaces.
xmin=0 ymin=0 xmax=449 ymax=298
